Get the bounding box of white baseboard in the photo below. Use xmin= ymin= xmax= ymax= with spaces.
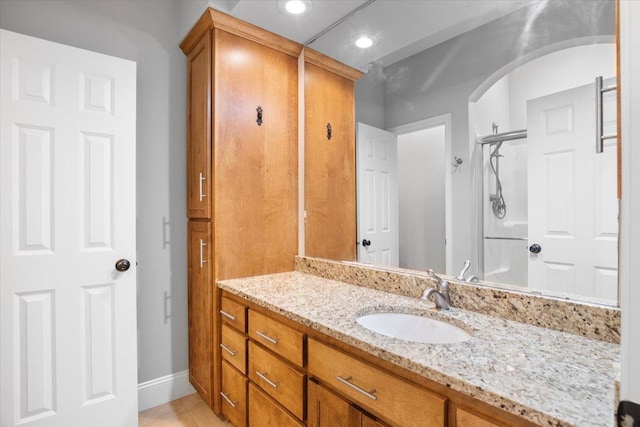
xmin=138 ymin=370 xmax=196 ymax=412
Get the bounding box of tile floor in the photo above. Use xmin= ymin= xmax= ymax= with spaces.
xmin=138 ymin=393 xmax=232 ymax=427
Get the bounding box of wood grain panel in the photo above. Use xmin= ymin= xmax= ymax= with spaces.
xmin=454 ymin=407 xmax=504 ymax=427
xmin=307 ymin=379 xmax=362 ymax=427
xmin=221 ymin=361 xmax=248 ymax=427
xmin=308 ymin=338 xmax=445 ymax=427
xmin=186 ymin=36 xmax=211 ymax=219
xmin=214 ymin=29 xmax=297 ymax=280
xmin=187 ymin=220 xmax=212 ymax=404
xmin=248 ymin=342 xmax=306 ymax=420
xmin=304 ymin=61 xmax=358 ymax=261
xmin=248 ymin=310 xmax=304 ymax=367
xmin=221 ymin=296 xmax=247 ymax=333
xmin=248 ymin=383 xmax=304 ymax=427
xmin=221 ymin=324 xmax=247 ymax=374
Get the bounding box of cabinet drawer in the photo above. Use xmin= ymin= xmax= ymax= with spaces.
xmin=308 ymin=339 xmax=445 ymax=427
xmin=221 ymin=324 xmax=247 ymax=374
xmin=249 ymin=383 xmax=304 ymax=427
xmin=221 ymin=361 xmax=247 ymax=427
xmin=455 ymin=407 xmax=504 ymax=427
xmin=248 ymin=310 xmax=304 ymax=366
xmin=248 ymin=341 xmax=306 ymax=420
xmin=221 ymin=296 xmax=247 ymax=333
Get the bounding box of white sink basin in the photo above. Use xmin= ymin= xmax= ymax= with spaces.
xmin=356 ymin=312 xmax=471 ymax=344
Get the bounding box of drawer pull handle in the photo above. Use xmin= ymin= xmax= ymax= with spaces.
xmin=256 ymin=371 xmax=279 ymax=388
xmin=255 ymin=330 xmax=278 ymax=345
xmin=219 ymin=310 xmax=236 ymax=321
xmin=336 ymin=375 xmax=377 ymax=401
xmin=199 ymin=172 xmax=206 ymax=201
xmin=220 ymin=343 xmax=237 ymax=357
xmin=220 ymin=392 xmax=238 ymax=408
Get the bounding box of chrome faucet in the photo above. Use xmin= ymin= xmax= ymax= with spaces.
xmin=456 ymin=260 xmax=480 ymax=283
xmin=422 ymin=269 xmax=451 ymax=310
xmin=456 ymin=260 xmax=470 ymax=280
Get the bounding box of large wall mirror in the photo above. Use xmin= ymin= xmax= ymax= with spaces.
xmin=305 ymin=0 xmax=617 ymax=306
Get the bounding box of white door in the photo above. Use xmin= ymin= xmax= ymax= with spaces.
xmin=527 ymin=80 xmax=618 ymax=302
xmin=0 ymin=30 xmax=137 ymax=426
xmin=356 ymin=123 xmax=399 ymax=267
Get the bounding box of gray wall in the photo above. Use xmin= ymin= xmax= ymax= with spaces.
xmin=360 ymin=0 xmax=614 ymax=271
xmin=0 ymin=0 xmax=189 ymax=383
xmin=397 ymin=126 xmax=446 ymax=272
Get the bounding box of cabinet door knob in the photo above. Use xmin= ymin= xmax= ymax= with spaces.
xmin=529 ymin=243 xmax=541 ymax=254
xmin=362 ymin=239 xmax=371 ymax=248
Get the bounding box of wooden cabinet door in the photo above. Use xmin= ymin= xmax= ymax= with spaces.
xmin=308 ymin=380 xmax=362 ymax=427
xmin=249 ymin=383 xmax=304 ymax=427
xmin=304 ymin=61 xmax=357 ymax=261
xmin=186 ymin=35 xmax=212 ymax=219
xmin=215 ymin=29 xmax=298 ymax=280
xmin=187 ymin=220 xmax=213 ymax=404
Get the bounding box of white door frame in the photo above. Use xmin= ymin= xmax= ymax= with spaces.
xmin=387 ymin=114 xmax=453 ymax=275
xmin=620 ymin=0 xmax=640 ymax=404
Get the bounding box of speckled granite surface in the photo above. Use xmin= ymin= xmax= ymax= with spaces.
xmin=218 ymin=271 xmax=620 ymax=427
xmin=295 ymin=256 xmax=621 ymax=344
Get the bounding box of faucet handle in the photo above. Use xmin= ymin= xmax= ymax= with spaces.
xmin=427 ymin=269 xmax=444 ymax=286
xmin=456 ymin=260 xmax=471 ymax=280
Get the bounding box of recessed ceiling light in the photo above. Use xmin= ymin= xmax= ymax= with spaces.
xmin=278 ymin=0 xmax=312 ymax=15
xmin=355 ymin=36 xmax=374 ymax=49
xmin=285 ymin=0 xmax=306 ymax=14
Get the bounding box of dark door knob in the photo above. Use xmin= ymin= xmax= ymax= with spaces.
xmin=529 ymin=244 xmax=541 ymax=254
xmin=362 ymin=239 xmax=371 ymax=248
xmin=115 ymin=259 xmax=131 ymax=272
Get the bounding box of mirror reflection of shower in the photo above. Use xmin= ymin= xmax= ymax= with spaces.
xmin=473 ymin=42 xmax=617 ymax=302
xmin=479 ymin=128 xmax=528 ymax=287
xmin=489 ymin=123 xmax=507 ymax=219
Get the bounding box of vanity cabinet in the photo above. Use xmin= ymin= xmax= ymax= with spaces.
xmin=181 ymin=8 xmax=300 ymax=412
xmin=304 ymin=49 xmax=363 ymax=261
xmin=220 ymin=290 xmax=538 ymax=427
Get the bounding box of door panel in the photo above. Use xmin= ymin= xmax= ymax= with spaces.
xmin=305 ymin=62 xmax=357 ymax=261
xmin=527 ymin=80 xmax=618 ymax=302
xmin=187 ymin=220 xmax=213 ymax=404
xmin=187 ymin=36 xmax=211 ymax=219
xmin=1 ymin=30 xmax=137 ymax=427
xmin=356 ymin=123 xmax=399 ymax=267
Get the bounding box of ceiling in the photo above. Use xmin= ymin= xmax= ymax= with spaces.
xmin=207 ymin=0 xmax=532 ymax=72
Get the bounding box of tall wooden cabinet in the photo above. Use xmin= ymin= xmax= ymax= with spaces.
xmin=180 ymin=9 xmax=301 ymax=413
xmin=303 ymin=49 xmax=363 ymax=261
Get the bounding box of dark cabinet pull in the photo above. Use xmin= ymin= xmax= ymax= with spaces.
xmin=327 ymin=123 xmax=332 ymax=140
xmin=256 ymin=106 xmax=263 ymax=126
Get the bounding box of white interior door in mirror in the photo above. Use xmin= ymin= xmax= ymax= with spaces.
xmin=356 ymin=123 xmax=398 ymax=267
xmin=527 ymin=80 xmax=617 ymax=303
xmin=0 ymin=30 xmax=137 ymax=426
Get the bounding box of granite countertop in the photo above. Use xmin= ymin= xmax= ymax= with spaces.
xmin=218 ymin=271 xmax=620 ymax=427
